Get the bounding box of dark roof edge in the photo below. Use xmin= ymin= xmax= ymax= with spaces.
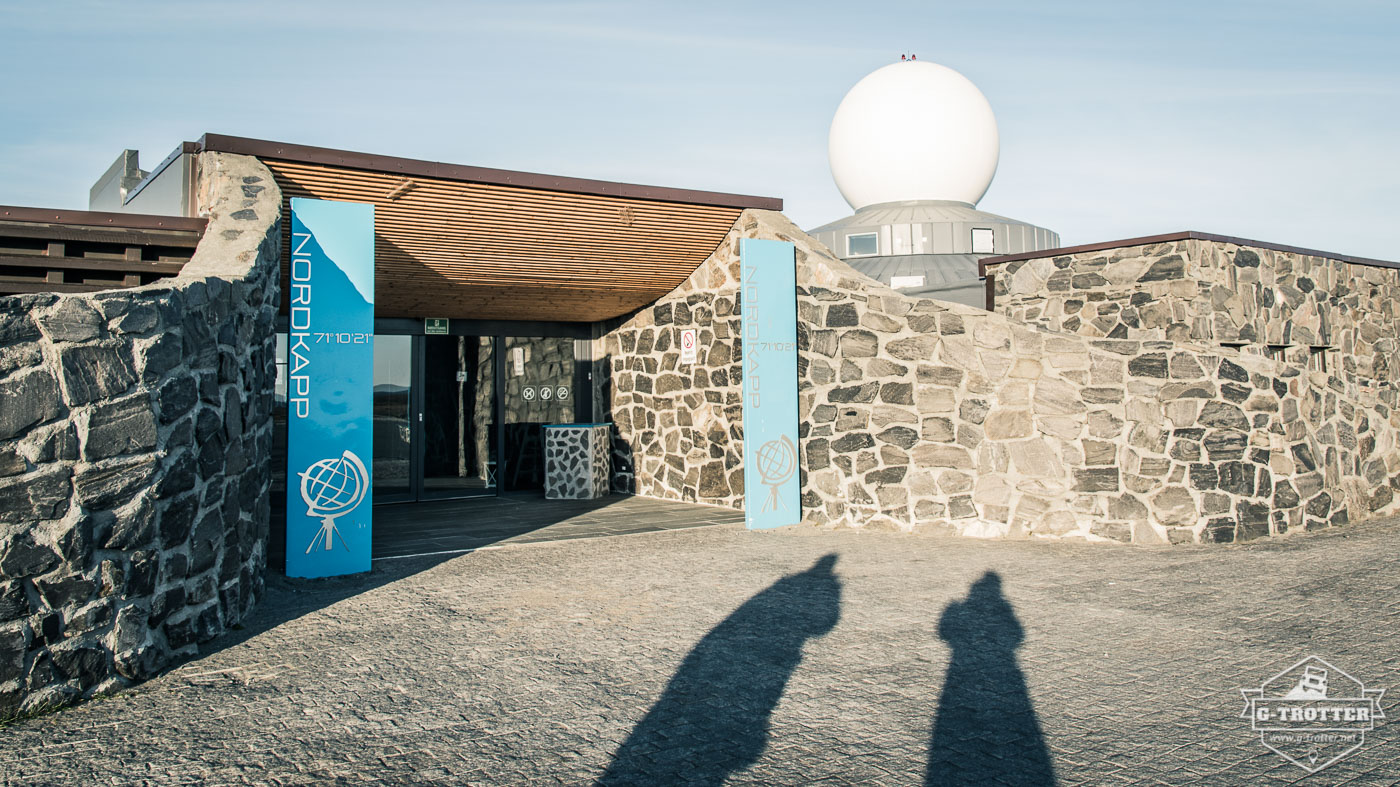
xmin=195 ymin=133 xmax=784 ymax=211
xmin=123 ymin=141 xmax=199 ymax=206
xmin=978 ymin=231 xmax=1398 ymax=276
xmin=0 ymin=205 xmax=208 ymax=232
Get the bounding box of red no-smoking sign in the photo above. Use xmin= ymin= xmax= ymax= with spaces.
xmin=680 ymin=328 xmax=697 ymax=364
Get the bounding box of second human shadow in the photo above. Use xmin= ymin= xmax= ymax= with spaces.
xmin=926 ymin=571 xmax=1057 ymax=786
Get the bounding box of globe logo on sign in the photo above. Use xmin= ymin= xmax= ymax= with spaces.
xmin=757 ymin=435 xmax=797 ymax=513
xmin=299 ymin=449 xmax=369 ymax=554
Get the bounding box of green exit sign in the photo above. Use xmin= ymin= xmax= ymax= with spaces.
xmin=425 ymin=318 xmax=449 ymax=335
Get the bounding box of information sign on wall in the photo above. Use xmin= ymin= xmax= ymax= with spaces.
xmin=739 ymin=239 xmax=800 ymax=529
xmin=425 ymin=318 xmax=449 ymax=335
xmin=285 ymin=198 xmax=375 ymax=578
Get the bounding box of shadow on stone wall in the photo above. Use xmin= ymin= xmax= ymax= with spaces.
xmin=598 ymin=553 xmax=841 ymax=786
xmin=926 ymin=571 xmax=1056 ymax=786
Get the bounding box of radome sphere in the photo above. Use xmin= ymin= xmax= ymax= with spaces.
xmin=828 ymin=61 xmax=1000 ymax=210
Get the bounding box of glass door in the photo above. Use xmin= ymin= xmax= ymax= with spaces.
xmin=363 ymin=332 xmax=583 ymax=502
xmin=373 ymin=335 xmax=414 ymax=502
xmin=420 ymin=335 xmax=498 ymax=498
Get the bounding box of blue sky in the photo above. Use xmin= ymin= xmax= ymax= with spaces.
xmin=2 ymin=1 xmax=1396 ymax=259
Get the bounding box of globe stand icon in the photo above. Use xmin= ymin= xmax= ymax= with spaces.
xmin=757 ymin=435 xmax=797 ymax=513
xmin=299 ymin=449 xmax=369 ymax=554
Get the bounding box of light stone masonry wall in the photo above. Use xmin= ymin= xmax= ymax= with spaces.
xmin=604 ymin=211 xmax=1400 ymax=545
xmin=0 ymin=153 xmax=281 ymax=717
xmin=986 ymin=237 xmax=1400 ymax=374
xmin=596 ymin=237 xmax=744 ymax=508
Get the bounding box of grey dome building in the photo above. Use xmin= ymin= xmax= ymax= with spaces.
xmin=810 ymin=59 xmax=1060 ymax=307
xmin=808 ymin=199 xmax=1058 ymax=307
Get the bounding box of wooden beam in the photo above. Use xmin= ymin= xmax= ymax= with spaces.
xmin=0 ymin=254 xmax=185 ymax=275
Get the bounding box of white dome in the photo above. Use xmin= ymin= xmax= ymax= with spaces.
xmin=828 ymin=61 xmax=1000 ymax=210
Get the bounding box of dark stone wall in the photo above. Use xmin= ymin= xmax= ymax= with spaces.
xmin=0 ymin=152 xmax=281 ymax=717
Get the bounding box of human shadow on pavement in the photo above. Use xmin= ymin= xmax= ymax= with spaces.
xmin=597 ymin=553 xmax=843 ymax=786
xmin=926 ymin=571 xmax=1056 ymax=786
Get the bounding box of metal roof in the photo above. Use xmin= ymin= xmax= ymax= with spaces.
xmin=809 ymin=200 xmax=1034 ymax=235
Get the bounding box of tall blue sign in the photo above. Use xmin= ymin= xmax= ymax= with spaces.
xmin=285 ymin=198 xmax=375 ymax=577
xmin=740 ymin=239 xmax=800 ymax=529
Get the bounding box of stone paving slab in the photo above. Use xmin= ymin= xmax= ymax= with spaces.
xmin=5 ymin=517 xmax=1400 ymax=785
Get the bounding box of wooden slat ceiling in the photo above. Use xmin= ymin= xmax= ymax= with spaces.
xmin=261 ymin=159 xmax=746 ymax=322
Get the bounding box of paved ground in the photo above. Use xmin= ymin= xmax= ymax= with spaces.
xmin=369 ymin=494 xmax=745 ymax=559
xmin=5 ymin=514 xmax=1400 ymax=786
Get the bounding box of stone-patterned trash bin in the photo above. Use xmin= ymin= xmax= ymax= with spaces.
xmin=543 ymin=423 xmax=613 ymax=499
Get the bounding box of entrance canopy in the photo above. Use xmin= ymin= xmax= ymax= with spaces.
xmin=196 ymin=134 xmax=782 ymax=323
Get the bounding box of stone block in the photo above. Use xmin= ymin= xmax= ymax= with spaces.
xmin=0 ymin=465 xmax=71 ymax=521
xmin=48 ymin=639 xmax=108 ymax=689
xmin=921 ymin=417 xmax=955 ymax=443
xmin=1128 ymin=353 xmax=1168 ymax=378
xmin=870 ymin=406 xmax=916 ymax=428
xmin=38 ymin=299 xmax=103 ymax=343
xmin=1038 ymin=510 xmax=1080 ymax=535
xmin=140 ymin=333 xmax=183 ymax=380
xmin=832 ymin=433 xmax=874 ymax=453
xmin=1203 ymin=431 xmax=1248 ymax=461
xmin=984 ymin=410 xmax=1031 ymax=440
xmin=0 ymin=535 xmax=60 ymax=580
xmin=1152 ymin=487 xmax=1197 ymax=526
xmin=34 ymin=573 xmax=96 ymax=609
xmin=75 ymin=456 xmax=157 ymax=511
xmin=917 ymin=365 xmax=963 ymax=387
xmin=1197 ymin=401 xmax=1249 ymax=430
xmin=0 ymin=581 xmax=30 ymax=620
xmin=83 ymin=393 xmax=158 ymax=461
xmin=865 ymin=359 xmax=907 ymax=378
xmin=911 ymin=444 xmax=972 ymax=469
xmin=1032 ymin=378 xmax=1084 ymax=416
xmin=1006 ymin=439 xmax=1060 ymax=478
xmin=0 ymin=368 xmax=63 ymax=441
xmin=1083 ymin=440 xmax=1117 ymax=466
xmin=58 ymin=343 xmax=136 ymax=406
xmin=1091 ymin=521 xmax=1132 ymax=542
xmin=1073 ymin=468 xmax=1119 ymax=492
xmin=825 ymin=304 xmax=859 ymax=327
xmin=878 ymin=382 xmax=913 ymax=405
xmin=886 ymin=335 xmax=938 ymax=361
xmin=828 ymin=383 xmax=878 ymax=403
xmin=875 ymin=427 xmax=918 ymax=449
xmin=1087 ymin=411 xmax=1123 ymax=439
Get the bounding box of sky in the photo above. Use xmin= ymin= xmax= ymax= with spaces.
xmin=1 ymin=0 xmax=1396 ymax=259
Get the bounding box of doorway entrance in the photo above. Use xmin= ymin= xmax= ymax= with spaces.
xmin=369 ymin=333 xmax=588 ymax=503
xmin=373 ymin=334 xmax=499 ymax=503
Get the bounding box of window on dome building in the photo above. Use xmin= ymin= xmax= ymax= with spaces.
xmin=972 ymin=228 xmax=995 ymax=254
xmin=847 ymin=232 xmax=877 ymax=257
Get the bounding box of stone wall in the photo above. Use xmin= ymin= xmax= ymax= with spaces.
xmin=596 ymin=234 xmax=744 ymax=508
xmin=985 ymin=236 xmax=1400 ymax=377
xmin=602 ymin=211 xmax=1400 ymax=544
xmin=785 ymin=216 xmax=1400 ymax=542
xmin=0 ymin=152 xmax=281 ymax=716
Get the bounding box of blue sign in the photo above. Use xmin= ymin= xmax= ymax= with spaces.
xmin=740 ymin=239 xmax=800 ymax=529
xmin=285 ymin=198 xmax=375 ymax=577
